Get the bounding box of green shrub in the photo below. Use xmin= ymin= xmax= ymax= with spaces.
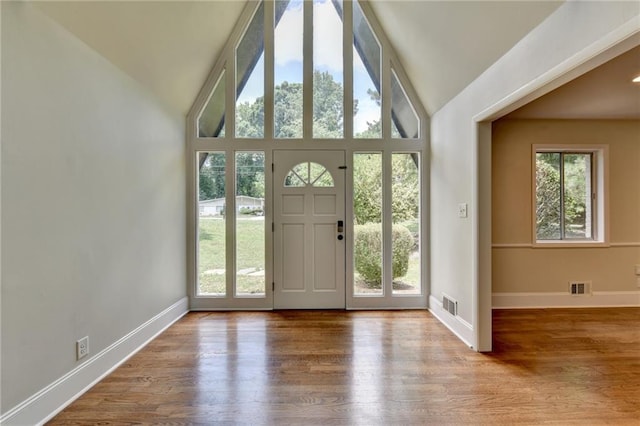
xmin=398 ymin=219 xmax=419 ymax=249
xmin=354 ymin=223 xmax=414 ymax=286
xmin=354 ymin=223 xmax=382 ymax=284
xmin=239 ymin=206 xmax=264 ymax=216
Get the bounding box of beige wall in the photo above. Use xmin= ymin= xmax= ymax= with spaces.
xmin=492 ymin=119 xmax=640 ymax=293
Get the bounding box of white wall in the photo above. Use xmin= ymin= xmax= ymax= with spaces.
xmin=1 ymin=1 xmax=186 ymax=419
xmin=430 ymin=1 xmax=640 ymax=350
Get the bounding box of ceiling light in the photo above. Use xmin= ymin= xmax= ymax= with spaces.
xmin=633 ymin=75 xmax=640 ymax=83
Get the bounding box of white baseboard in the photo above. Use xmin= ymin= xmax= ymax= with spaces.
xmin=493 ymin=291 xmax=640 ymax=309
xmin=428 ymin=295 xmax=474 ymax=349
xmin=0 ymin=297 xmax=189 ymax=426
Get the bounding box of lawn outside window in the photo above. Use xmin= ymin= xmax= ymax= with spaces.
xmin=532 ymin=145 xmax=609 ymax=247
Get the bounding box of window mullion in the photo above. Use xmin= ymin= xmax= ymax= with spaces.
xmin=343 ymin=0 xmax=354 ymax=139
xmin=226 ymin=149 xmax=236 ymax=298
xmin=303 ymin=0 xmax=313 ymax=140
xmin=381 ymin=41 xmax=391 ymax=141
xmin=227 ymin=48 xmax=236 ymax=140
xmin=264 ymin=0 xmax=275 ymax=140
xmin=382 ymin=151 xmax=393 ymax=296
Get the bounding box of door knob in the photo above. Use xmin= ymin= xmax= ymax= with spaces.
xmin=337 ymin=234 xmax=344 ymax=240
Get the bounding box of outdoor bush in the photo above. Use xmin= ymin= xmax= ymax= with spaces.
xmin=239 ymin=206 xmax=264 ymax=216
xmin=354 ymin=223 xmax=414 ymax=286
xmin=398 ymin=219 xmax=419 ymax=249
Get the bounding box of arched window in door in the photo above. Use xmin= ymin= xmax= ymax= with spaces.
xmin=284 ymin=162 xmax=335 ymax=187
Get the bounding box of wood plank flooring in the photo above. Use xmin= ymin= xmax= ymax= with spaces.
xmin=48 ymin=308 xmax=640 ymax=425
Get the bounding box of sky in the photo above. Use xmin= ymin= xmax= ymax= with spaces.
xmin=236 ymin=0 xmax=380 ymax=135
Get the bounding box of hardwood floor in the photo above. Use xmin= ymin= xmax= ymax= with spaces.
xmin=48 ymin=308 xmax=640 ymax=425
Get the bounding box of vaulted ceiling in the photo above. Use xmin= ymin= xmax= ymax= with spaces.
xmin=35 ymin=1 xmax=565 ymax=116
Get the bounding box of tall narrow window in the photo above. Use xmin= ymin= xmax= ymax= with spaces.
xmin=197 ymin=152 xmax=226 ymax=296
xmin=535 ymin=151 xmax=594 ymax=240
xmin=391 ymin=153 xmax=420 ymax=295
xmin=236 ymin=3 xmax=265 ymax=138
xmin=274 ymin=0 xmax=304 ymax=138
xmin=235 ymin=152 xmax=266 ymax=296
xmin=353 ymin=152 xmax=383 ymax=295
xmin=313 ymin=0 xmax=344 ymax=138
xmin=353 ymin=0 xmax=381 ymax=138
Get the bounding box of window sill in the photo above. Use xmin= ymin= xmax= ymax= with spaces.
xmin=533 ymin=240 xmax=609 ymax=248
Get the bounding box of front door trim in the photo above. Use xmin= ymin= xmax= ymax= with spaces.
xmin=273 ymin=149 xmax=346 ymax=309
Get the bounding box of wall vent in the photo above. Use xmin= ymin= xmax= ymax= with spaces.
xmin=569 ymin=281 xmax=592 ymax=295
xmin=442 ymin=294 xmax=457 ymax=316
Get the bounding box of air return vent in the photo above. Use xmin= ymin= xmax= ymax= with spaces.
xmin=442 ymin=294 xmax=457 ymax=316
xmin=569 ymin=281 xmax=591 ymax=295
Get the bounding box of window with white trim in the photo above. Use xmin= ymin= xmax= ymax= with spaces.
xmin=534 ymin=146 xmax=608 ymax=244
xmin=188 ymin=0 xmax=428 ymax=308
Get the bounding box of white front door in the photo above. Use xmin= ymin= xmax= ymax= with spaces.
xmin=273 ymin=150 xmax=346 ymax=309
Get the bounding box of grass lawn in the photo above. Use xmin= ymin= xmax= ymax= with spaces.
xmin=198 ymin=216 xmax=265 ymax=295
xmin=199 ymin=216 xmax=421 ymax=296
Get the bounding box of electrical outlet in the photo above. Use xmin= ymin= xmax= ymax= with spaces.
xmin=458 ymin=203 xmax=468 ymax=218
xmin=76 ymin=336 xmax=89 ymax=360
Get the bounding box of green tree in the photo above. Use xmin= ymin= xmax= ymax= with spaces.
xmin=354 ymin=89 xmax=402 ymax=139
xmin=199 ymin=153 xmax=226 ymax=200
xmin=236 ymin=152 xmax=265 ymax=198
xmin=229 ymin=74 xmax=420 ymax=225
xmin=237 ymin=70 xmax=353 ymax=139
xmin=535 ymin=154 xmax=561 ymax=239
xmin=353 ymin=154 xmax=382 ymax=224
xmin=563 ymin=154 xmax=588 ymax=235
xmin=236 ymin=101 xmax=264 ymax=138
xmin=199 ymin=152 xmax=265 ymax=201
xmin=312 ymin=70 xmax=345 ymax=138
xmin=536 ymin=153 xmax=589 ymax=239
xmin=274 ymin=81 xmax=303 ymax=138
xmin=353 ymin=153 xmax=419 ymax=225
xmin=391 ymin=154 xmax=419 ymax=223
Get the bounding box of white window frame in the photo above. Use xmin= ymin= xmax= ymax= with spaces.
xmin=532 ymin=144 xmax=609 ymax=248
xmin=186 ymin=0 xmax=429 ymax=310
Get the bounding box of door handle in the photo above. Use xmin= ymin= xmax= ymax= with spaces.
xmin=337 ymin=220 xmax=344 ymax=233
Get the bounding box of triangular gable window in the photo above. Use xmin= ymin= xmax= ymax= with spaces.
xmin=391 ymin=67 xmax=419 ymax=138
xmin=193 ymin=0 xmax=425 ymax=141
xmin=198 ymin=70 xmax=225 ymax=138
